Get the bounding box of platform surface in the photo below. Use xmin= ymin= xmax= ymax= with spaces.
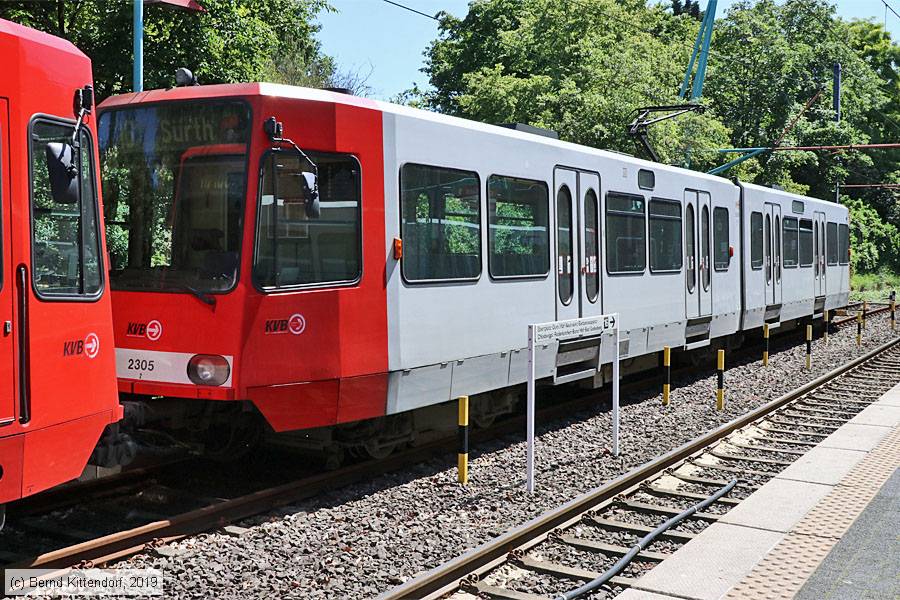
xmin=617 ymin=382 xmax=900 ymax=600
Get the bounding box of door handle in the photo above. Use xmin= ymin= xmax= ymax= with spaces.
xmin=3 ymin=321 xmax=10 ymax=336
xmin=16 ymin=264 xmax=30 ymax=424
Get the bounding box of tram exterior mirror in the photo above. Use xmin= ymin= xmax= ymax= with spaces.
xmin=302 ymin=171 xmax=320 ymax=218
xmin=45 ymin=142 xmax=79 ymax=205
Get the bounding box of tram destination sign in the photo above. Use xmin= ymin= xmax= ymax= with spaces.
xmin=531 ymin=314 xmax=617 ymax=345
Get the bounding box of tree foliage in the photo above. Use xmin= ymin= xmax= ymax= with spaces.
xmin=0 ymin=0 xmax=338 ymax=99
xmin=419 ymin=0 xmax=900 ymax=272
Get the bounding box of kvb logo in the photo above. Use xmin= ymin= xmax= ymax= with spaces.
xmin=63 ymin=332 xmax=100 ymax=358
xmin=126 ymin=319 xmax=163 ymax=341
xmin=264 ymin=314 xmax=306 ymax=335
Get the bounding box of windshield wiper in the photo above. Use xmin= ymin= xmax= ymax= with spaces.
xmin=179 ymin=284 xmax=216 ymax=307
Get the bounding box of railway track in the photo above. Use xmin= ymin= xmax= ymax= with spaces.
xmin=380 ymin=336 xmax=900 ymax=600
xmin=1 ymin=314 xmax=889 ymax=578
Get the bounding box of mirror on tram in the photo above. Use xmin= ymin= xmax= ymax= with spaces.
xmin=45 ymin=142 xmax=79 ymax=204
xmin=264 ymin=115 xmax=320 ymax=218
xmin=301 ymin=171 xmax=320 ymax=218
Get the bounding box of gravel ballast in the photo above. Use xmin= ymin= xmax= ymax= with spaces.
xmin=122 ymin=315 xmax=898 ymax=599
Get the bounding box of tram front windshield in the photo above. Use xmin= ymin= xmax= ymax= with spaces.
xmin=99 ymin=101 xmax=250 ymax=293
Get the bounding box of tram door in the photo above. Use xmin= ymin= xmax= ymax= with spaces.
xmin=765 ymin=202 xmax=782 ymax=306
xmin=814 ymin=211 xmax=826 ymax=297
xmin=554 ymin=167 xmax=601 ymax=320
xmin=684 ymin=190 xmax=712 ymax=319
xmin=0 ymin=100 xmax=13 ymax=426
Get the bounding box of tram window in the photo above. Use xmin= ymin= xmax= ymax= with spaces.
xmin=782 ymin=217 xmax=799 ymax=268
xmin=764 ymin=214 xmax=771 ymax=282
xmin=584 ymin=190 xmax=599 ymax=301
xmin=712 ymin=208 xmax=729 ymax=270
xmin=556 ymin=186 xmax=573 ymax=304
xmin=30 ymin=120 xmax=102 ymax=297
xmin=750 ymin=211 xmax=763 ymax=270
xmin=839 ymin=223 xmax=850 ymax=265
xmin=827 ymin=222 xmax=838 ymax=265
xmin=799 ymin=219 xmax=813 ymax=267
xmin=488 ymin=175 xmax=549 ymax=278
xmin=606 ymin=193 xmax=646 ymax=274
xmin=648 ymin=198 xmax=682 ymax=273
xmin=255 ymin=152 xmax=362 ymax=288
xmin=400 ymin=164 xmax=480 ymax=282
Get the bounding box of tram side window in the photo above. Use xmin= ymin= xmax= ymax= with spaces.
xmin=401 ymin=164 xmax=481 ymax=282
xmin=648 ymin=199 xmax=682 ymax=273
xmin=826 ymin=222 xmax=838 ymax=266
xmin=713 ymin=207 xmax=730 ymax=270
xmin=254 ymin=151 xmax=361 ymax=288
xmin=606 ymin=193 xmax=646 ymax=274
xmin=782 ymin=217 xmax=799 ymax=268
xmin=839 ymin=223 xmax=850 ymax=265
xmin=799 ymin=219 xmax=813 ymax=267
xmin=750 ymin=211 xmax=763 ymax=269
xmin=487 ymin=175 xmax=550 ymax=278
xmin=30 ymin=120 xmax=102 ymax=297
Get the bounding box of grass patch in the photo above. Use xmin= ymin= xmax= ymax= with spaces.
xmin=851 ymin=270 xmax=900 ymax=302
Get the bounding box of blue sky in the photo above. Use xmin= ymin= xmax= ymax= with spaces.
xmin=316 ymin=0 xmax=900 ymax=100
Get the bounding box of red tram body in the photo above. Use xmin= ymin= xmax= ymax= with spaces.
xmin=100 ymin=85 xmax=389 ymax=447
xmin=0 ymin=20 xmax=120 ymax=508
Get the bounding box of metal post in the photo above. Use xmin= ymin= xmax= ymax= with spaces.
xmin=457 ymin=396 xmax=469 ymax=485
xmin=763 ymin=324 xmax=769 ymax=366
xmin=526 ymin=325 xmax=535 ymax=493
xmin=863 ymin=300 xmax=867 ymax=329
xmin=824 ymin=310 xmax=829 ymax=344
xmin=662 ymin=346 xmax=671 ymax=406
xmin=857 ymin=313 xmax=862 ymax=348
xmin=834 ymin=62 xmax=841 ymax=204
xmin=716 ymin=349 xmax=725 ymax=411
xmin=612 ymin=326 xmax=620 ymax=457
xmin=133 ymin=0 xmax=144 ymax=92
xmin=806 ymin=324 xmax=812 ymax=370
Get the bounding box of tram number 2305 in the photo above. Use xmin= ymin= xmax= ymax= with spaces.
xmin=126 ymin=358 xmax=155 ymax=372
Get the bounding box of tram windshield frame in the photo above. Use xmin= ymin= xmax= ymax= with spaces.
xmin=98 ymin=100 xmax=251 ymax=294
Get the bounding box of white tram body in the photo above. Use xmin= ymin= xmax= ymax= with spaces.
xmin=380 ymin=101 xmax=850 ymax=414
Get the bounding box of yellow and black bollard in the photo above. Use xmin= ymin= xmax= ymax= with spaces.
xmin=716 ymin=349 xmax=725 ymax=411
xmin=863 ymin=301 xmax=868 ymax=329
xmin=824 ymin=310 xmax=829 ymax=344
xmin=662 ymin=346 xmax=671 ymax=406
xmin=892 ymin=298 xmax=896 ymax=332
xmin=762 ymin=324 xmax=769 ymax=367
xmin=806 ymin=324 xmax=812 ymax=370
xmin=457 ymin=396 xmax=469 ymax=485
xmin=857 ymin=313 xmax=862 ymax=348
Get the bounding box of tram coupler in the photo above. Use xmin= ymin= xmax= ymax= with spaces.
xmin=89 ymin=423 xmax=138 ymax=468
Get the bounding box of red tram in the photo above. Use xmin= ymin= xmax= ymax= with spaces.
xmin=0 ymin=19 xmax=121 ymax=516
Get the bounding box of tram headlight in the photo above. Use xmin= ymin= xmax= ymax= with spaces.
xmin=187 ymin=355 xmax=230 ymax=386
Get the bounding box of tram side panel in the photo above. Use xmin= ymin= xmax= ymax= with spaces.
xmin=0 ymin=19 xmax=120 ymax=505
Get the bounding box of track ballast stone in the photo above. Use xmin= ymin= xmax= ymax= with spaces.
xmin=122 ymin=316 xmax=898 ymax=599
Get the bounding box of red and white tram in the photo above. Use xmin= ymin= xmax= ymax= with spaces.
xmin=0 ymin=19 xmax=120 ymax=516
xmin=97 ymin=83 xmax=850 ymax=459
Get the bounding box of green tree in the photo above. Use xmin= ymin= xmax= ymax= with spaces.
xmin=844 ymin=196 xmax=899 ymax=272
xmin=422 ymin=0 xmax=733 ymax=170
xmin=0 ymin=0 xmax=334 ymax=99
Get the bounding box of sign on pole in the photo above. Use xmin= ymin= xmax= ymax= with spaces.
xmin=527 ymin=314 xmax=619 ymax=493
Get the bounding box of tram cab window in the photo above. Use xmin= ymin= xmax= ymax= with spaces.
xmin=255 ymin=152 xmax=361 ymax=288
xmin=799 ymin=219 xmax=813 ymax=267
xmin=648 ymin=198 xmax=682 ymax=273
xmin=606 ymin=193 xmax=646 ymax=274
xmin=400 ymin=164 xmax=480 ymax=282
xmin=487 ymin=175 xmax=550 ymax=278
xmin=30 ymin=120 xmax=102 ymax=297
xmin=827 ymin=222 xmax=838 ymax=266
xmin=750 ymin=211 xmax=763 ymax=270
xmin=782 ymin=217 xmax=799 ymax=268
xmin=713 ymin=207 xmax=730 ymax=270
xmin=99 ymin=101 xmax=250 ymax=293
xmin=839 ymin=223 xmax=850 ymax=265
